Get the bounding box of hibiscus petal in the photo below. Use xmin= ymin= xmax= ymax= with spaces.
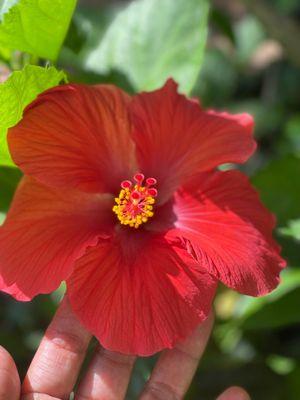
xmin=0 ymin=177 xmax=114 ymax=300
xmin=0 ymin=277 xmax=29 ymax=301
xmin=170 ymin=170 xmax=286 ymax=296
xmin=131 ymin=79 xmax=255 ymax=202
xmin=8 ymin=84 xmax=136 ymax=193
xmin=67 ymin=236 xmax=217 ymax=356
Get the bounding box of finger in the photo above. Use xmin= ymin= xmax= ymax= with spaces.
xmin=140 ymin=312 xmax=214 ymax=400
xmin=0 ymin=346 xmax=20 ymax=400
xmin=75 ymin=346 xmax=136 ymax=400
xmin=22 ymin=394 xmax=60 ymax=400
xmin=22 ymin=296 xmax=91 ymax=400
xmin=216 ymin=386 xmax=251 ymax=400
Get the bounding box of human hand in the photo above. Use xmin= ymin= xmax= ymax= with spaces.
xmin=0 ymin=297 xmax=250 ymax=400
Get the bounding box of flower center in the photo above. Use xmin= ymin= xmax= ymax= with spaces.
xmin=112 ymin=173 xmax=158 ymax=228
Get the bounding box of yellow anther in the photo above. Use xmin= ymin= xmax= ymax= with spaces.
xmin=112 ymin=180 xmax=157 ymax=228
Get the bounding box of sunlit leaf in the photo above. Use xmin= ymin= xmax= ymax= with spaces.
xmin=0 ymin=65 xmax=66 ymax=166
xmin=267 ymin=355 xmax=296 ymax=375
xmin=280 ymin=219 xmax=300 ymax=241
xmin=0 ymin=211 xmax=6 ymax=224
xmin=86 ymin=0 xmax=209 ymax=94
xmin=0 ymin=44 xmax=10 ymax=60
xmin=0 ymin=1 xmax=17 ymax=15
xmin=0 ymin=0 xmax=76 ymax=60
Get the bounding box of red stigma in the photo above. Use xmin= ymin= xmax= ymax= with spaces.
xmin=121 ymin=180 xmax=132 ymax=189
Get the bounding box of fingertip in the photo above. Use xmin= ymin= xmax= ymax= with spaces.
xmin=0 ymin=345 xmax=10 ymax=359
xmin=0 ymin=346 xmax=20 ymax=400
xmin=216 ymin=386 xmax=251 ymax=400
xmin=0 ymin=346 xmax=19 ymax=378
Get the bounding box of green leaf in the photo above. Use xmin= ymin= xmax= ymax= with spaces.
xmin=234 ymin=15 xmax=266 ymax=65
xmin=0 ymin=0 xmax=77 ymax=60
xmin=272 ymin=0 xmax=300 ymax=14
xmin=0 ymin=43 xmax=10 ymax=60
xmin=280 ymin=219 xmax=300 ymax=241
xmin=235 ymin=269 xmax=300 ymax=330
xmin=252 ymin=155 xmax=300 ymax=226
xmin=241 ymin=286 xmax=300 ymax=330
xmin=281 ymin=114 xmax=300 ymax=155
xmin=253 ymin=156 xmax=300 ymax=265
xmin=0 ymin=1 xmax=18 ymax=16
xmin=85 ymin=0 xmax=209 ymax=94
xmin=0 ymin=165 xmax=22 ymax=213
xmin=0 ymin=65 xmax=66 ymax=166
xmin=267 ymin=355 xmax=296 ymax=375
xmin=0 ymin=211 xmax=5 ymax=224
xmin=193 ymin=48 xmax=238 ymax=106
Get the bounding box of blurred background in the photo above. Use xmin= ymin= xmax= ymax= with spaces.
xmin=0 ymin=0 xmax=300 ymax=398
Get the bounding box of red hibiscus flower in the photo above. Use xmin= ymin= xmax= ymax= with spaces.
xmin=0 ymin=79 xmax=286 ymax=356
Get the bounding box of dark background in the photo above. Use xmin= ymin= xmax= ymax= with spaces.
xmin=1 ymin=0 xmax=300 ymax=398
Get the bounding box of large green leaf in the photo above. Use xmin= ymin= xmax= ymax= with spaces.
xmin=86 ymin=0 xmax=209 ymax=94
xmin=0 ymin=65 xmax=66 ymax=166
xmin=0 ymin=0 xmax=76 ymax=60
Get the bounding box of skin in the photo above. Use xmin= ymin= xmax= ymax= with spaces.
xmin=0 ymin=297 xmax=250 ymax=400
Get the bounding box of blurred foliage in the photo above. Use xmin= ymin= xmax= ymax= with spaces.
xmin=0 ymin=166 xmax=21 ymax=213
xmin=280 ymin=219 xmax=300 ymax=242
xmin=85 ymin=0 xmax=209 ymax=93
xmin=0 ymin=0 xmax=299 ymax=399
